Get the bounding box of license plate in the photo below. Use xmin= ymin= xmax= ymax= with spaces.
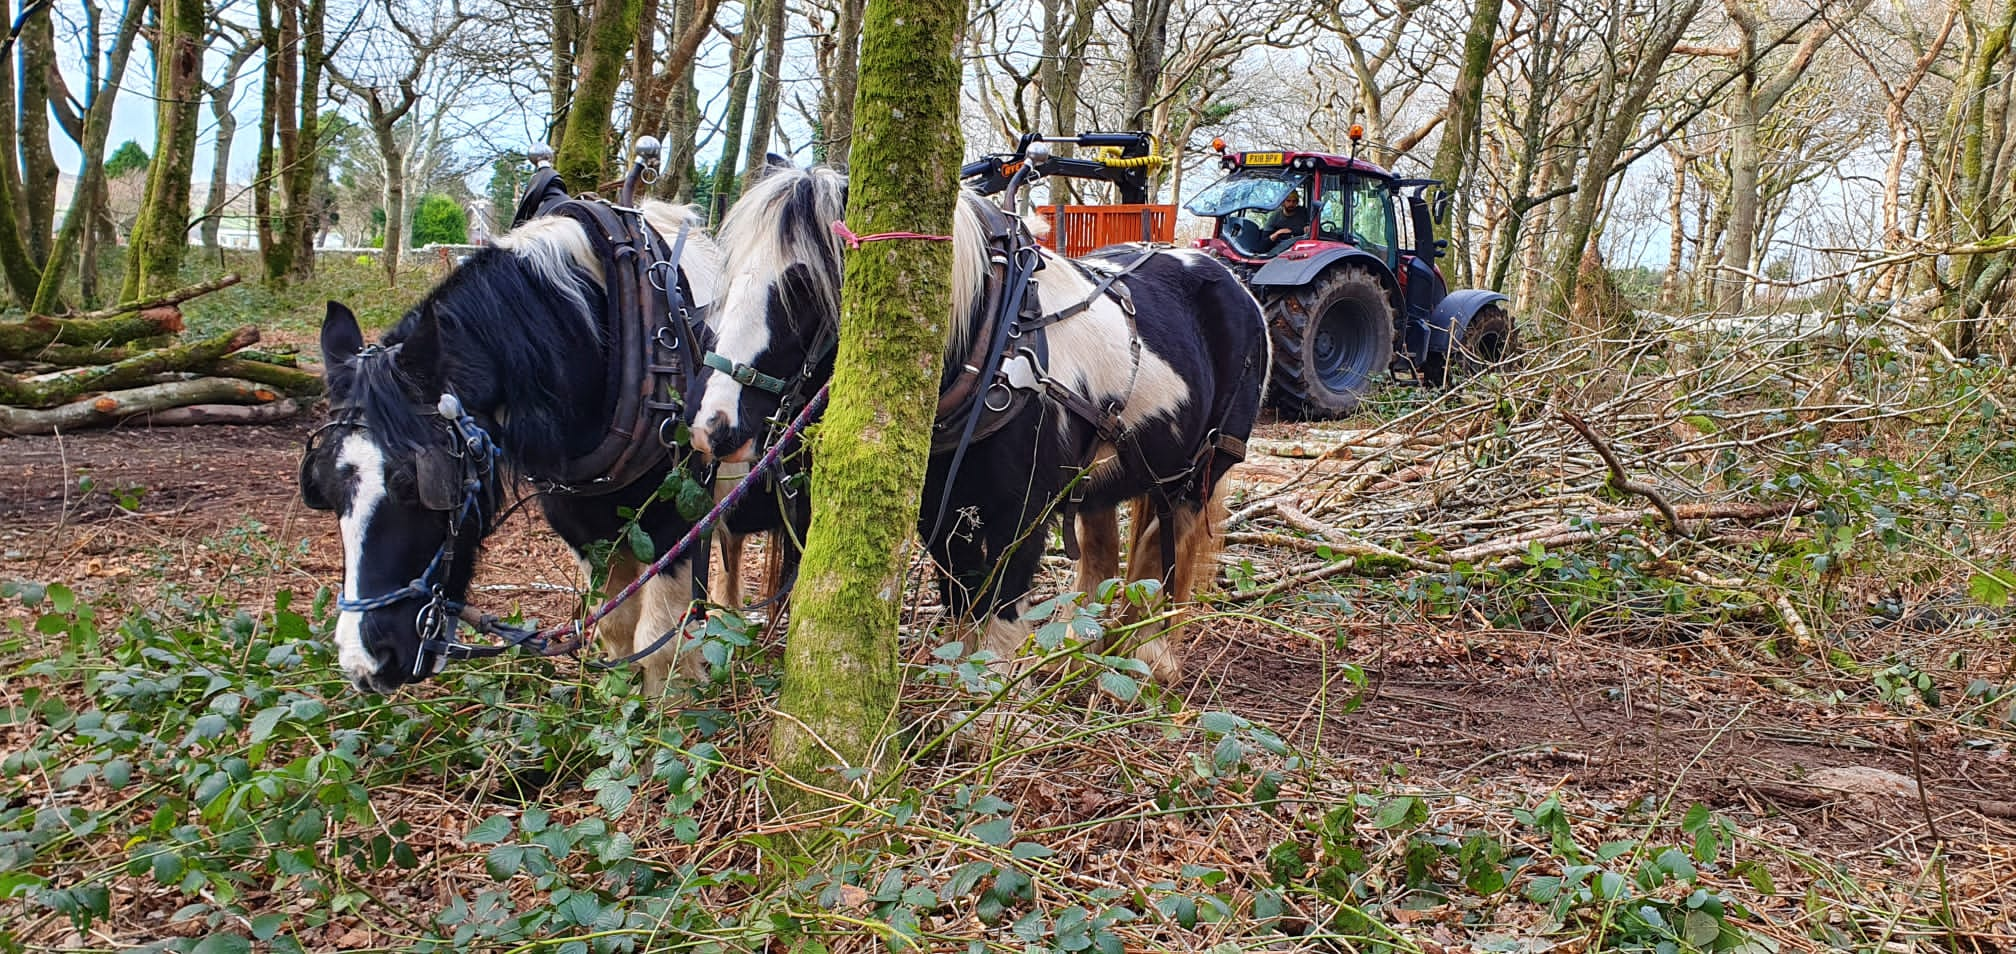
xmin=1242 ymin=151 xmax=1284 ymax=166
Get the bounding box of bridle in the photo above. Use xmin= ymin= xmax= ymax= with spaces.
xmin=309 ymin=383 xmax=516 ymax=678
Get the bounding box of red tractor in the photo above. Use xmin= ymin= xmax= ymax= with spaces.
xmin=1187 ymin=133 xmax=1517 ymax=418
xmin=964 ymin=130 xmax=1517 ymax=420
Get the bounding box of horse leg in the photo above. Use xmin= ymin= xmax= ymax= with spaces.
xmin=632 ymin=557 xmax=702 ymax=695
xmin=1117 ymin=496 xmax=1179 ymax=687
xmin=585 ymin=550 xmax=645 ymax=663
xmin=710 ymin=532 xmax=745 ymax=608
xmin=976 ymin=514 xmax=1046 ymax=672
xmin=1073 ymin=506 xmax=1123 ymax=599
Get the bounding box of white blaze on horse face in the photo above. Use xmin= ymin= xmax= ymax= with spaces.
xmin=697 ymin=272 xmax=771 ymax=448
xmin=334 ymin=433 xmax=388 ymax=685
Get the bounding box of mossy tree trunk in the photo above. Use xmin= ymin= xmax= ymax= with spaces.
xmin=769 ymin=0 xmax=964 ymax=808
xmin=739 ymin=0 xmax=786 ymax=179
xmin=123 ymin=0 xmax=207 ymax=299
xmin=1427 ymin=0 xmax=1502 ymax=286
xmin=708 ymin=0 xmax=764 ymax=222
xmin=255 ymin=0 xmax=329 ymax=283
xmin=283 ymin=0 xmax=325 ymax=281
xmin=554 ymin=0 xmax=641 ymax=192
xmin=15 ymin=2 xmax=57 ymax=266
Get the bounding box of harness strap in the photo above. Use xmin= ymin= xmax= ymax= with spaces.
xmin=703 ymin=350 xmax=793 ymax=395
xmin=1016 ymin=244 xmax=1156 ymax=334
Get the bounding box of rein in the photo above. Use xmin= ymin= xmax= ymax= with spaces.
xmin=427 ymin=383 xmax=832 ymax=667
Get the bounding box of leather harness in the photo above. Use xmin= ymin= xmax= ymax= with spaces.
xmin=511 ymin=188 xmax=710 ymax=495
xmin=923 ymin=204 xmax=1249 ymax=583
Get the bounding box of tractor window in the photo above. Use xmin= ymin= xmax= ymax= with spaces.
xmin=1317 ymin=190 xmax=1347 ymax=241
xmin=1348 ymin=176 xmax=1396 ymax=264
xmin=1185 ymin=169 xmax=1308 ymax=217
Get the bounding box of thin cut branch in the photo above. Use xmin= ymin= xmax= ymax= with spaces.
xmin=1558 ymin=410 xmax=1687 ymax=537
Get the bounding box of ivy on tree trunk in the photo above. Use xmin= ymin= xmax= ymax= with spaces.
xmin=555 ymin=0 xmax=641 ymax=191
xmin=124 ymin=0 xmax=206 ymax=299
xmin=768 ymin=0 xmax=965 ymax=808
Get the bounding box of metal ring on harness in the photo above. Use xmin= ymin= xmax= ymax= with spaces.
xmin=646 ymin=259 xmax=673 ymax=291
xmin=984 ymin=381 xmax=1013 ymax=413
xmin=655 ymin=325 xmax=682 ymax=351
xmin=657 ymin=417 xmax=684 ymax=448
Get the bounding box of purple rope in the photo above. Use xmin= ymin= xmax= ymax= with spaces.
xmin=532 ymin=385 xmax=830 ymax=656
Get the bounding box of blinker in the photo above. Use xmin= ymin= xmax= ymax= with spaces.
xmin=414 ymin=450 xmax=463 ymax=511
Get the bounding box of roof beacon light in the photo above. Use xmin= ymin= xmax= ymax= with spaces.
xmin=1211 ymin=137 xmax=1227 ymax=154
xmin=1348 ymin=124 xmax=1365 ymax=142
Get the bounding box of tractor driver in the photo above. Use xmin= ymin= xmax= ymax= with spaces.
xmin=1266 ymin=189 xmax=1311 ymax=243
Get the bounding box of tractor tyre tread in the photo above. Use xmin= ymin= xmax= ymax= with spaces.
xmin=1267 ymin=265 xmax=1395 ymax=420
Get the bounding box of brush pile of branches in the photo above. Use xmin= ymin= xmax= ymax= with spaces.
xmin=0 ymin=275 xmax=321 ymax=436
xmin=1222 ymin=309 xmax=2005 ymax=643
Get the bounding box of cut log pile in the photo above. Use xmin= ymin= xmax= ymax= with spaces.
xmin=0 ymin=275 xmax=321 ymax=436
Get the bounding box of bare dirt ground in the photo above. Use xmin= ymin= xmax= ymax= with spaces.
xmin=5 ymin=417 xmax=2015 ymax=943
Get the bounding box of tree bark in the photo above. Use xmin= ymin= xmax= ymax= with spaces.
xmin=283 ymin=0 xmax=325 ymax=281
xmin=818 ymin=0 xmax=867 ymax=163
xmin=255 ymin=0 xmax=295 ymax=280
xmin=550 ymin=0 xmax=579 ymax=137
xmin=1659 ymin=143 xmax=1691 ymax=308
xmin=28 ymin=0 xmax=145 ymax=315
xmin=1427 ymin=0 xmax=1503 ymax=253
xmin=652 ymin=0 xmax=724 ymax=200
xmin=372 ymin=104 xmax=408 ymax=286
xmin=1544 ymin=0 xmax=1702 ymax=316
xmin=710 ymin=0 xmax=765 ymax=222
xmin=1122 ymin=0 xmax=1172 ymax=132
xmin=0 ymin=0 xmax=41 ymax=304
xmin=123 ymin=0 xmax=207 ymax=300
xmin=1712 ymin=0 xmax=1868 ymax=316
xmin=555 ymin=0 xmax=642 ymax=191
xmin=770 ymin=0 xmax=964 ymax=807
xmin=16 ymin=3 xmax=57 ymax=265
xmin=201 ymin=34 xmax=260 ymax=249
xmin=740 ymin=0 xmax=788 ymax=178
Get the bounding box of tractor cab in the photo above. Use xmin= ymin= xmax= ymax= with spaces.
xmin=1187 ymin=149 xmax=1407 ymax=267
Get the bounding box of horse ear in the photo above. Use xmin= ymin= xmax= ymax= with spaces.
xmin=321 ymin=301 xmax=364 ymax=399
xmin=763 ymin=152 xmax=794 ymax=173
xmin=397 ymin=304 xmax=442 ymax=389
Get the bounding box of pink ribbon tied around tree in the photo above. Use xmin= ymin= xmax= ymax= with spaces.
xmin=830 ymin=220 xmax=956 ymax=249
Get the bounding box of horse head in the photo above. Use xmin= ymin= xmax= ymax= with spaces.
xmin=301 ymin=301 xmax=500 ymax=693
xmin=688 ymin=166 xmax=849 ymax=463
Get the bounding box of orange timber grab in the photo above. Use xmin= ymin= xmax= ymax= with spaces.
xmin=1033 ymin=204 xmax=1178 ymax=257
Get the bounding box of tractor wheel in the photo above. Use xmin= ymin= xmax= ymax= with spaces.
xmin=1268 ymin=265 xmax=1395 ymax=420
xmin=1422 ymin=303 xmax=1519 ymax=387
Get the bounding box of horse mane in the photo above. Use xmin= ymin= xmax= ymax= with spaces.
xmin=492 ymin=198 xmax=724 ymax=331
xmin=364 ymin=235 xmax=614 ymax=473
xmin=341 ymin=345 xmax=439 ymax=453
xmin=717 ymin=166 xmax=989 ymax=362
xmin=340 ymin=201 xmax=726 ymax=474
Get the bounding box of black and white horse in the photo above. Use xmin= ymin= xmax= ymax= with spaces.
xmin=298 ymin=203 xmax=727 ymax=694
xmin=688 ymin=167 xmax=1270 ymax=684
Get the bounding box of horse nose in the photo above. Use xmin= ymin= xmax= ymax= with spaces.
xmin=692 ymin=410 xmax=732 ymax=461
